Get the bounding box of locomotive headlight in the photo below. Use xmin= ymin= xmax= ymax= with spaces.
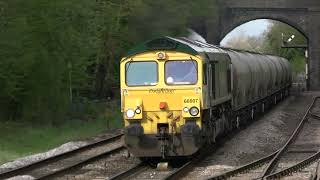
xmin=157 ymin=52 xmax=166 ymax=60
xmin=126 ymin=109 xmax=135 ymax=118
xmin=183 ymin=107 xmax=189 ymax=113
xmin=189 ymin=107 xmax=199 ymax=116
xmin=135 ymin=108 xmax=141 ymax=114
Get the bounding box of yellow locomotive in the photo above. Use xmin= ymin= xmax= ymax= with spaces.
xmin=120 ymin=37 xmax=291 ymax=159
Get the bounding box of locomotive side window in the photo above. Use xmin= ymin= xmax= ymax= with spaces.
xmin=165 ymin=60 xmax=198 ymax=85
xmin=203 ymin=63 xmax=207 ymax=85
xmin=125 ymin=61 xmax=158 ymax=86
xmin=209 ymin=63 xmax=216 ymax=99
xmin=227 ymin=63 xmax=232 ymax=93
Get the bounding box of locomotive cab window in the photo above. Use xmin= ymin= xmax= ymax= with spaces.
xmin=165 ymin=60 xmax=198 ymax=85
xmin=125 ymin=61 xmax=158 ymax=86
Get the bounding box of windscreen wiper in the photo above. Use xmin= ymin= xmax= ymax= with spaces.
xmin=125 ymin=58 xmax=134 ymax=75
xmin=190 ymin=56 xmax=197 ymax=70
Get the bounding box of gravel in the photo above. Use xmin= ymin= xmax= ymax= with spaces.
xmin=57 ymin=150 xmax=140 ymax=180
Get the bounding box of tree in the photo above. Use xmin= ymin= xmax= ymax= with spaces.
xmin=0 ymin=0 xmax=218 ymax=123
xmin=0 ymin=0 xmax=98 ymax=123
xmin=93 ymin=0 xmax=217 ymax=98
xmin=263 ymin=21 xmax=307 ymax=73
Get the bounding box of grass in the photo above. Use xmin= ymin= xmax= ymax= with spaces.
xmin=0 ymin=100 xmax=122 ymax=165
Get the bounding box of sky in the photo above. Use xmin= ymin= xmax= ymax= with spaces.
xmin=220 ymin=19 xmax=271 ymax=46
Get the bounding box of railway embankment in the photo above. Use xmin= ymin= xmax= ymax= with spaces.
xmin=0 ymin=129 xmax=124 ymax=179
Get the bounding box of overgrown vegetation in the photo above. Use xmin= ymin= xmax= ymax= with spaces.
xmin=0 ymin=101 xmax=121 ymax=164
xmin=0 ymin=0 xmax=216 ymax=124
xmin=263 ymin=21 xmax=307 ymax=74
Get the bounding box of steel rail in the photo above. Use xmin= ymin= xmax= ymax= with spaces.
xmin=207 ymin=150 xmax=279 ymax=180
xmin=264 ymin=150 xmax=320 ymax=179
xmin=108 ymin=162 xmax=146 ymax=180
xmin=163 ymin=146 xmax=214 ymax=180
xmin=0 ymin=133 xmax=124 ymax=179
xmin=163 ymin=161 xmax=192 ymax=180
xmin=260 ymin=96 xmax=320 ymax=178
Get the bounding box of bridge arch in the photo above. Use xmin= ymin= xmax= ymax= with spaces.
xmin=218 ymin=9 xmax=309 ymax=42
xmin=221 ymin=18 xmax=307 ymax=43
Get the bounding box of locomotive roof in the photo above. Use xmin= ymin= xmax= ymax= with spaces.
xmin=125 ymin=36 xmax=224 ymax=58
xmin=124 ymin=36 xmax=284 ymax=60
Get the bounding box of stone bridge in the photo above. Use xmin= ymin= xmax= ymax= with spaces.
xmin=194 ymin=0 xmax=320 ymax=90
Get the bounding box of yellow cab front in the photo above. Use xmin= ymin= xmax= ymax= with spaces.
xmin=120 ymin=49 xmax=204 ymax=158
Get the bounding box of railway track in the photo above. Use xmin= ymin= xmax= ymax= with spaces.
xmin=162 ymin=147 xmax=215 ymax=180
xmin=108 ymin=162 xmax=177 ymax=180
xmin=207 ymin=96 xmax=320 ymax=180
xmin=0 ymin=132 xmax=125 ymax=180
xmin=109 ymin=160 xmax=200 ymax=180
xmin=163 ymin=161 xmax=193 ymax=180
xmin=107 ymin=145 xmax=215 ymax=180
xmin=108 ymin=162 xmax=147 ymax=180
xmin=109 ymin=161 xmax=195 ymax=180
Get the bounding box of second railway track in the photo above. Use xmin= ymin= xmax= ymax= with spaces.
xmin=0 ymin=132 xmax=125 ymax=180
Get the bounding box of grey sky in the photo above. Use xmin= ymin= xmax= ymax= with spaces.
xmin=220 ymin=19 xmax=271 ymax=45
